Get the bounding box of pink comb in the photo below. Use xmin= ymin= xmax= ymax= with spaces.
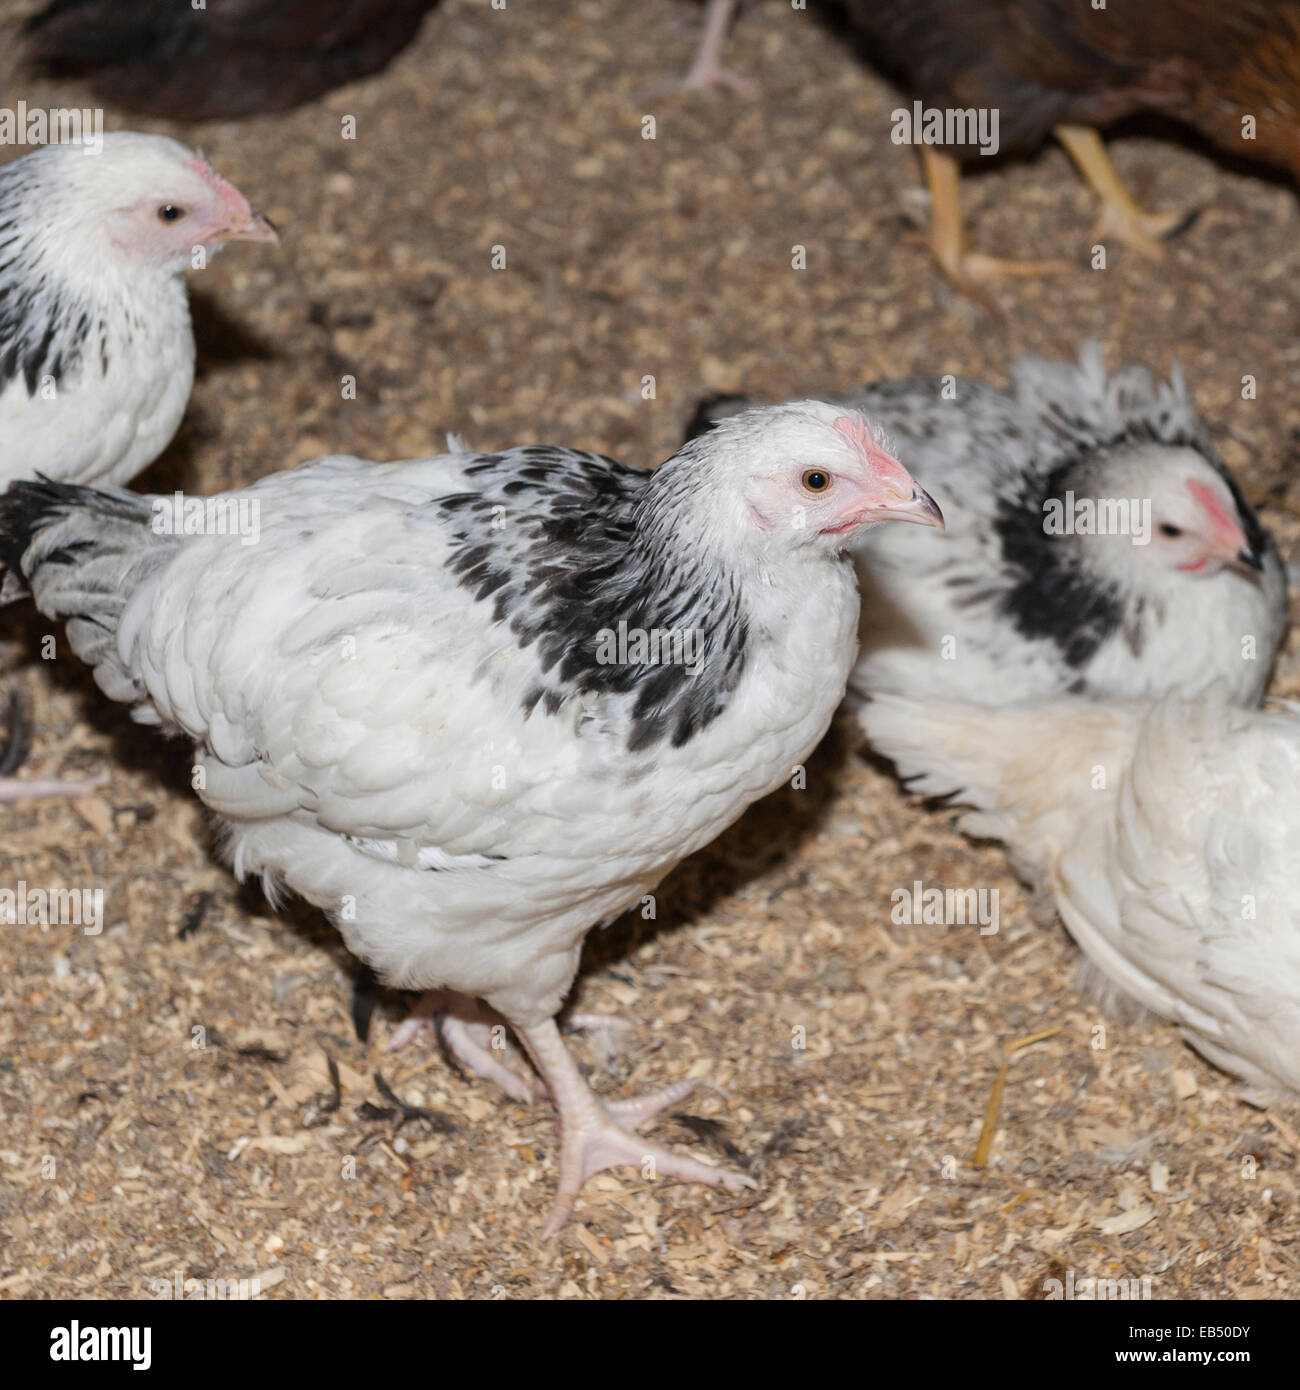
xmin=1187 ymin=478 xmax=1244 ymax=547
xmin=834 ymin=413 xmax=911 ymax=488
xmin=833 ymin=413 xmax=877 ymax=456
xmin=186 ymin=156 xmax=251 ymax=220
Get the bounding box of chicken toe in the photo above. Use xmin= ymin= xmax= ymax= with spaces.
xmin=653 ymin=0 xmax=751 ymax=95
xmin=387 ymin=992 xmax=540 ymax=1104
xmin=0 ymin=692 xmax=104 ymax=802
xmin=516 ymin=1018 xmax=755 ymax=1237
xmin=1055 ymin=124 xmax=1196 ymax=261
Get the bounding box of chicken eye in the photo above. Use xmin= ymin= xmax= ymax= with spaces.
xmin=801 ymin=469 xmax=831 ymax=494
xmin=157 ymin=204 xmax=185 ymax=222
xmin=1159 ymin=523 xmax=1183 ymax=538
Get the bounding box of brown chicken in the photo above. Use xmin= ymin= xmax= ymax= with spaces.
xmin=841 ymin=0 xmax=1300 ymax=284
xmin=23 ymin=0 xmax=441 ymax=120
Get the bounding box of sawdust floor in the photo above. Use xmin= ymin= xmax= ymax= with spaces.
xmin=2 ymin=0 xmax=1300 ymax=1300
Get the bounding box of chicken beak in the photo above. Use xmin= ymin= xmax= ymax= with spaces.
xmin=1234 ymin=543 xmax=1264 ymax=572
xmin=225 ymin=209 xmax=279 ymax=244
xmin=1204 ymin=528 xmax=1263 ymax=574
xmin=863 ymin=485 xmax=946 ymax=531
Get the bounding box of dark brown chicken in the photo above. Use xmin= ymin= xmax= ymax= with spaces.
xmin=23 ymin=0 xmax=441 ymax=120
xmin=842 ymin=0 xmax=1300 ymax=283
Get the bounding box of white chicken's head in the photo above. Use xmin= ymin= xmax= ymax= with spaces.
xmin=1071 ymin=443 xmax=1267 ymax=589
xmin=26 ymin=132 xmax=277 ymax=277
xmin=663 ymin=400 xmax=944 ymax=559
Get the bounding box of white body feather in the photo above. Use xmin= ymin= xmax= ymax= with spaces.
xmin=0 ymin=279 xmax=193 ymax=487
xmin=194 ymin=460 xmax=857 ymax=1025
xmin=863 ymin=688 xmax=1300 ymax=1097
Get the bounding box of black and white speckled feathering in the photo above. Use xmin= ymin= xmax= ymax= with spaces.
xmin=689 ymin=345 xmax=1287 ymax=709
xmin=0 ymin=132 xmax=274 ymax=801
xmin=0 ymin=404 xmax=942 ymax=1232
xmin=864 ymin=687 xmax=1300 ymax=1101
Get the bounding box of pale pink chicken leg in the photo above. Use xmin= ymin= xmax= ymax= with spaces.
xmin=387 ymin=992 xmax=753 ymax=1232
xmin=515 ymin=1017 xmax=756 ymax=1236
xmin=657 ymin=0 xmax=750 ymax=94
xmin=387 ymin=991 xmax=634 ymax=1105
xmin=0 ymin=776 xmax=104 ymax=800
xmin=387 ymin=993 xmax=540 ymax=1104
xmin=0 ymin=692 xmax=106 ymax=802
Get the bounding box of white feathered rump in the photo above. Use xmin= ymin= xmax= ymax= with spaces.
xmin=0 ymin=477 xmax=176 ymax=716
xmin=860 ymin=691 xmax=1140 ymax=883
xmin=863 ymin=686 xmax=1300 ymax=1099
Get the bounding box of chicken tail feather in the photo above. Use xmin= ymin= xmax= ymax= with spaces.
xmin=0 ymin=477 xmax=173 ymax=711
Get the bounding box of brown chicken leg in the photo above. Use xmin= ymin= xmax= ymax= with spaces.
xmin=921 ymin=147 xmax=1074 ymax=285
xmin=1055 ymin=124 xmax=1195 ymax=260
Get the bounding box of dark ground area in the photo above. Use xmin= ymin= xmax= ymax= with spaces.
xmin=1 ymin=0 xmax=1298 ymax=1299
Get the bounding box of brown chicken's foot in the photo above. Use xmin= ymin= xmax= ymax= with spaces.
xmin=516 ymin=1017 xmax=756 ymax=1237
xmin=919 ymin=147 xmax=1072 ymax=291
xmin=1088 ymin=202 xmax=1196 ymax=261
xmin=1055 ymin=124 xmax=1196 ymax=261
xmin=942 ymin=249 xmax=1076 ymax=284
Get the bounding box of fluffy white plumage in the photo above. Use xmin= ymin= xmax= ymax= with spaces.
xmin=864 ymin=687 xmax=1300 ymax=1100
xmin=691 ymin=345 xmax=1288 ymax=708
xmin=0 ymin=400 xmax=942 ymax=1230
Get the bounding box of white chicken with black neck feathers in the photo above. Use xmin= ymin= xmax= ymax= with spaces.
xmin=0 ymin=131 xmax=275 ymax=799
xmin=0 ymin=401 xmax=942 ymax=1233
xmin=0 ymin=131 xmax=276 ymax=488
xmin=689 ymin=345 xmax=1287 ymax=710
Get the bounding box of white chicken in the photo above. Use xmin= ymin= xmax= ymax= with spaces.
xmin=0 ymin=401 xmax=943 ymax=1231
xmin=0 ymin=131 xmax=275 ymax=800
xmin=0 ymin=132 xmax=276 ymax=491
